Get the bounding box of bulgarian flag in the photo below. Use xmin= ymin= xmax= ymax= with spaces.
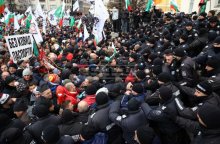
xmin=145 ymin=0 xmax=153 ymax=12
xmin=198 ymin=0 xmax=208 ymax=14
xmin=170 ymin=0 xmax=179 ymax=12
xmin=25 ymin=14 xmax=32 ymax=30
xmin=76 ymin=18 xmax=82 ymax=29
xmin=4 ymin=13 xmax=14 ymax=26
xmin=125 ymin=0 xmax=132 ymax=11
xmin=55 ymin=1 xmax=65 ymax=27
xmin=0 ymin=0 xmax=4 ymax=14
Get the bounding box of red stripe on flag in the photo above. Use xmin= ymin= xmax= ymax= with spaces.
xmin=0 ymin=5 xmax=4 ymax=14
xmin=128 ymin=6 xmax=132 ymax=11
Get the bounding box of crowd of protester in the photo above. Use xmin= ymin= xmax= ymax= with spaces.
xmin=0 ymin=7 xmax=220 ymax=144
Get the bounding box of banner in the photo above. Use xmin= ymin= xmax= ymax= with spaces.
xmin=5 ymin=34 xmax=34 ymax=63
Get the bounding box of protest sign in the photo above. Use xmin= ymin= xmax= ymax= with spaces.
xmin=5 ymin=34 xmax=34 ymax=63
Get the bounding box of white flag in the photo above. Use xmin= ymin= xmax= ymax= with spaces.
xmin=83 ymin=24 xmax=89 ymax=41
xmin=94 ymin=0 xmax=109 ymax=20
xmin=14 ymin=14 xmax=20 ymax=31
xmin=72 ymin=0 xmax=79 ymax=11
xmin=34 ymin=2 xmax=45 ymax=18
xmin=29 ymin=14 xmax=43 ymax=44
xmin=25 ymin=6 xmax=32 ymax=15
xmin=48 ymin=9 xmax=58 ymax=26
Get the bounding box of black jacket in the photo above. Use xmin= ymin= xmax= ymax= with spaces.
xmin=25 ymin=114 xmax=61 ymax=143
xmin=59 ymin=120 xmax=83 ymax=136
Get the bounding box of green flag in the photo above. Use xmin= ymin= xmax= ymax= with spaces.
xmin=70 ymin=16 xmax=75 ymax=27
xmin=33 ymin=41 xmax=39 ymax=57
xmin=145 ymin=0 xmax=153 ymax=12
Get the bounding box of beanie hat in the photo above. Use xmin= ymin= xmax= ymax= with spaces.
xmin=8 ymin=63 xmax=18 ymax=69
xmin=206 ymin=57 xmax=219 ymax=69
xmin=128 ymin=98 xmax=141 ymax=111
xmin=0 ymin=93 xmax=10 ymax=105
xmin=125 ymin=73 xmax=136 ymax=83
xmin=13 ymin=99 xmax=28 ymax=112
xmin=130 ymin=53 xmax=138 ymax=61
xmin=152 ymin=65 xmax=162 ymax=75
xmin=62 ymin=79 xmax=72 ymax=86
xmin=198 ymin=103 xmax=220 ymax=129
xmin=159 ymin=86 xmax=173 ymax=101
xmin=22 ymin=68 xmax=33 ymax=76
xmin=35 ymin=97 xmax=53 ymax=109
xmin=32 ymin=105 xmax=49 ymax=118
xmin=196 ymin=81 xmax=213 ymax=95
xmin=153 ymin=58 xmax=163 ymax=66
xmin=0 ymin=128 xmax=23 ymax=143
xmin=186 ymin=21 xmax=193 ymax=26
xmin=173 ymin=48 xmax=186 ymax=57
xmin=96 ymin=92 xmax=109 ymax=106
xmin=61 ymin=109 xmax=76 ymax=123
xmin=209 ymin=16 xmax=218 ymax=23
xmin=38 ymin=84 xmax=50 ymax=93
xmin=213 ymin=36 xmax=220 ymax=44
xmin=48 ymin=74 xmax=59 ymax=83
xmin=136 ymin=70 xmax=146 ymax=80
xmin=158 ymin=72 xmax=172 ymax=83
xmin=85 ymin=85 xmax=97 ymax=95
xmin=41 ymin=125 xmax=60 ymax=143
xmin=132 ymin=83 xmax=144 ymax=94
xmin=96 ymin=87 xmax=109 ymax=95
xmin=5 ymin=76 xmax=15 ymax=85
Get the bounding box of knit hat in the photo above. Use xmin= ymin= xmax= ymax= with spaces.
xmin=132 ymin=83 xmax=144 ymax=94
xmin=62 ymin=79 xmax=72 ymax=86
xmin=8 ymin=63 xmax=18 ymax=69
xmin=136 ymin=70 xmax=146 ymax=80
xmin=196 ymin=81 xmax=213 ymax=95
xmin=129 ymin=53 xmax=138 ymax=61
xmin=173 ymin=48 xmax=186 ymax=57
xmin=186 ymin=21 xmax=193 ymax=26
xmin=48 ymin=74 xmax=59 ymax=83
xmin=5 ymin=76 xmax=15 ymax=85
xmin=159 ymin=86 xmax=173 ymax=101
xmin=61 ymin=109 xmax=76 ymax=123
xmin=213 ymin=36 xmax=220 ymax=44
xmin=13 ymin=99 xmax=28 ymax=112
xmin=198 ymin=103 xmax=220 ymax=129
xmin=38 ymin=84 xmax=50 ymax=93
xmin=41 ymin=125 xmax=60 ymax=143
xmin=158 ymin=72 xmax=172 ymax=83
xmin=96 ymin=92 xmax=109 ymax=106
xmin=128 ymin=98 xmax=141 ymax=111
xmin=0 ymin=93 xmax=10 ymax=105
xmin=85 ymin=85 xmax=97 ymax=95
xmin=0 ymin=128 xmax=23 ymax=143
xmin=35 ymin=97 xmax=53 ymax=109
xmin=32 ymin=105 xmax=49 ymax=118
xmin=22 ymin=68 xmax=33 ymax=76
xmin=206 ymin=57 xmax=219 ymax=69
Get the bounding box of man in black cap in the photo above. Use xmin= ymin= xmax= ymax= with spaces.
xmin=13 ymin=99 xmax=31 ymax=125
xmin=178 ymin=34 xmax=189 ymax=50
xmin=173 ymin=48 xmax=198 ymax=87
xmin=183 ymin=21 xmax=198 ymax=44
xmin=109 ymin=97 xmax=148 ymax=144
xmin=142 ymin=86 xmax=190 ymax=144
xmin=81 ymin=92 xmax=123 ymax=144
xmin=208 ymin=16 xmax=220 ymax=35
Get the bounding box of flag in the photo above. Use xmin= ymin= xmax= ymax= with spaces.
xmin=83 ymin=24 xmax=89 ymax=41
xmin=25 ymin=14 xmax=32 ymax=30
xmin=76 ymin=19 xmax=82 ymax=29
xmin=94 ymin=0 xmax=109 ymax=20
xmin=33 ymin=41 xmax=39 ymax=57
xmin=14 ymin=14 xmax=20 ymax=31
xmin=198 ymin=0 xmax=208 ymax=14
xmin=59 ymin=18 xmax=63 ymax=27
xmin=125 ymin=0 xmax=132 ymax=11
xmin=4 ymin=13 xmax=14 ymax=26
xmin=34 ymin=1 xmax=45 ymax=18
xmin=48 ymin=9 xmax=58 ymax=25
xmin=170 ymin=0 xmax=179 ymax=12
xmin=55 ymin=1 xmax=65 ymax=19
xmin=72 ymin=0 xmax=79 ymax=11
xmin=70 ymin=16 xmax=75 ymax=27
xmin=29 ymin=14 xmax=43 ymax=44
xmin=25 ymin=6 xmax=32 ymax=16
xmin=0 ymin=0 xmax=4 ymax=14
xmin=145 ymin=0 xmax=153 ymax=12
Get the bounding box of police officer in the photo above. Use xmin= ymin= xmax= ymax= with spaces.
xmin=184 ymin=21 xmax=198 ymax=44
xmin=173 ymin=48 xmax=198 ymax=87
